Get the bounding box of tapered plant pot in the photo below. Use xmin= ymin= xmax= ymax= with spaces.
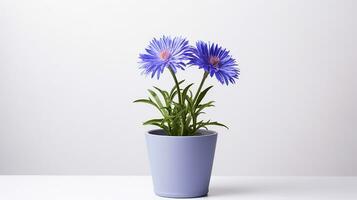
xmin=145 ymin=129 xmax=217 ymax=198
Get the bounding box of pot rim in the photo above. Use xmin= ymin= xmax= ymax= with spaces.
xmin=146 ymin=129 xmax=217 ymax=138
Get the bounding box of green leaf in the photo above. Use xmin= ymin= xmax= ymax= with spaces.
xmin=196 ymin=101 xmax=215 ymax=113
xmin=182 ymin=83 xmax=194 ymax=102
xmin=160 ymin=106 xmax=172 ymax=114
xmin=204 ymin=121 xmax=229 ymax=129
xmin=143 ymin=118 xmax=163 ymax=125
xmin=186 ymin=96 xmax=193 ymax=107
xmin=133 ymin=99 xmax=158 ymax=108
xmin=134 ymin=98 xmax=170 ymax=120
xmin=195 ymin=86 xmax=213 ymax=107
xmin=148 ymin=89 xmax=162 ymax=106
xmin=153 ymin=87 xmax=169 ymax=102
xmin=153 ymin=86 xmax=172 ymax=114
xmin=185 ymin=115 xmax=192 ymax=126
xmin=170 ymin=79 xmax=185 ymax=96
xmin=170 ymin=90 xmax=178 ymax=101
xmin=133 ymin=99 xmax=149 ymax=103
xmin=196 ymin=111 xmax=206 ymax=116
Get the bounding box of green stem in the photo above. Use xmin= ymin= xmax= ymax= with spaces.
xmin=192 ymin=71 xmax=209 ymax=132
xmin=193 ymin=71 xmax=209 ymax=105
xmin=169 ymin=67 xmax=182 ymax=104
xmin=168 ymin=67 xmax=185 ymax=136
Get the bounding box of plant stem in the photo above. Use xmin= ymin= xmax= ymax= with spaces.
xmin=169 ymin=67 xmax=182 ymax=104
xmin=168 ymin=67 xmax=185 ymax=136
xmin=193 ymin=71 xmax=209 ymax=105
xmin=192 ymin=71 xmax=209 ymax=132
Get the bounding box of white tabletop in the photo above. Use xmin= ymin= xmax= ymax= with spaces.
xmin=0 ymin=176 xmax=356 ymax=200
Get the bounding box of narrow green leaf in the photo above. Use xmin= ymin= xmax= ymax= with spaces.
xmin=143 ymin=118 xmax=163 ymax=125
xmin=153 ymin=87 xmax=169 ymax=101
xmin=169 ymin=79 xmax=185 ymax=96
xmin=185 ymin=115 xmax=192 ymax=126
xmin=153 ymin=86 xmax=172 ymax=114
xmin=170 ymin=90 xmax=178 ymax=101
xmin=182 ymin=83 xmax=194 ymax=102
xmin=196 ymin=101 xmax=215 ymax=113
xmin=133 ymin=99 xmax=157 ymax=108
xmin=148 ymin=89 xmax=164 ymax=110
xmin=133 ymin=99 xmax=149 ymax=103
xmin=195 ymin=86 xmax=213 ymax=107
xmin=196 ymin=111 xmax=206 ymax=116
xmin=204 ymin=121 xmax=229 ymax=129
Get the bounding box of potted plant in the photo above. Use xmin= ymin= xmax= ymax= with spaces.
xmin=134 ymin=36 xmax=240 ymax=198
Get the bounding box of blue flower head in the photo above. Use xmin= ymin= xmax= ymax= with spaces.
xmin=139 ymin=36 xmax=192 ymax=79
xmin=189 ymin=41 xmax=240 ymax=85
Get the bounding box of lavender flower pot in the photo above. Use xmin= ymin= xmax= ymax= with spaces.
xmin=146 ymin=129 xmax=217 ymax=198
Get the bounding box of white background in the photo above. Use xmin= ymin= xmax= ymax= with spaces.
xmin=0 ymin=0 xmax=356 ymax=175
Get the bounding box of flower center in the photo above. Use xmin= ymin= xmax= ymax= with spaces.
xmin=159 ymin=50 xmax=170 ymax=61
xmin=209 ymin=56 xmax=220 ymax=67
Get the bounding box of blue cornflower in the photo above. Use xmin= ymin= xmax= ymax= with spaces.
xmin=189 ymin=41 xmax=240 ymax=85
xmin=139 ymin=36 xmax=192 ymax=79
